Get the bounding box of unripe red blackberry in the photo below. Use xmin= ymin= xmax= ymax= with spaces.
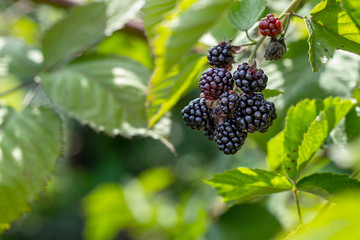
xmin=207 ymin=41 xmax=234 ymax=68
xmin=259 ymin=14 xmax=282 ymax=36
xmin=234 ymin=93 xmax=277 ymax=133
xmin=199 ymin=67 xmax=234 ymax=100
xmin=219 ymin=90 xmax=240 ymax=115
xmin=181 ymin=98 xmax=210 ymax=130
xmin=215 ymin=120 xmax=247 ymax=155
xmin=233 ymin=63 xmax=267 ymax=94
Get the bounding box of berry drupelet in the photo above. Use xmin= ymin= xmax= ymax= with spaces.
xmin=199 ymin=67 xmax=234 ymax=100
xmin=215 ymin=120 xmax=247 ymax=155
xmin=233 ymin=63 xmax=268 ymax=94
xmin=207 ymin=41 xmax=234 ymax=68
xmin=181 ymin=98 xmax=211 ymax=130
xmin=259 ymin=14 xmax=282 ymax=37
xmin=234 ymin=93 xmax=277 ymax=133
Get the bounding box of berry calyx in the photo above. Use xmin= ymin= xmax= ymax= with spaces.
xmin=259 ymin=14 xmax=282 ymax=37
xmin=233 ymin=63 xmax=268 ymax=94
xmin=207 ymin=41 xmax=234 ymax=68
xmin=199 ymin=67 xmax=234 ymax=100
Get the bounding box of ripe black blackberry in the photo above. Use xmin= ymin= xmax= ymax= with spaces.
xmin=234 ymin=93 xmax=277 ymax=133
xmin=199 ymin=67 xmax=234 ymax=100
xmin=215 ymin=120 xmax=247 ymax=155
xmin=203 ymin=124 xmax=216 ymax=141
xmin=219 ymin=90 xmax=240 ymax=115
xmin=181 ymin=98 xmax=210 ymax=130
xmin=233 ymin=63 xmax=268 ymax=93
xmin=207 ymin=41 xmax=233 ymax=68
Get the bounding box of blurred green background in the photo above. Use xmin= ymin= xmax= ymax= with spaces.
xmin=1 ymin=0 xmax=360 ymax=239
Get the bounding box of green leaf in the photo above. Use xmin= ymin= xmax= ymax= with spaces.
xmin=285 ymin=192 xmax=360 ymax=240
xmin=228 ymin=0 xmax=266 ymax=31
xmin=205 ymin=168 xmax=292 ymax=203
xmin=147 ymin=0 xmax=232 ymax=126
xmin=282 ymin=99 xmax=321 ymax=179
xmin=297 ymin=98 xmax=353 ymax=175
xmin=277 ymin=97 xmax=353 ymax=180
xmin=267 ymin=131 xmax=284 ymax=171
xmin=40 ymin=56 xmax=172 ymax=145
xmin=148 ymin=55 xmax=208 ymax=127
xmin=42 ymin=3 xmax=107 ymax=69
xmin=0 ymin=224 xmax=9 ymax=234
xmin=345 ymin=88 xmax=360 ymax=140
xmin=137 ymin=167 xmax=174 ymax=194
xmin=0 ymin=37 xmax=41 ymax=80
xmin=297 ymin=173 xmax=360 ymax=199
xmin=262 ymin=89 xmax=284 ymax=99
xmin=0 ymin=106 xmax=63 ymax=227
xmin=305 ymin=0 xmax=360 ymax=72
xmin=341 ymin=0 xmax=360 ymax=30
xmin=142 ymin=0 xmax=177 ymax=40
xmin=105 ymin=0 xmax=145 ymax=35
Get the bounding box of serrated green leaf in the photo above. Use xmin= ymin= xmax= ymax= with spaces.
xmin=148 ymin=55 xmax=208 ymax=127
xmin=262 ymin=89 xmax=284 ymax=99
xmin=282 ymin=99 xmax=322 ymax=179
xmin=42 ymin=3 xmax=107 ymax=69
xmin=297 ymin=98 xmax=353 ymax=175
xmin=0 ymin=106 xmax=63 ymax=227
xmin=142 ymin=0 xmax=177 ymax=40
xmin=0 ymin=37 xmax=41 ymax=80
xmin=345 ymin=88 xmax=360 ymax=140
xmin=267 ymin=131 xmax=284 ymax=171
xmin=285 ymin=192 xmax=360 ymax=240
xmin=305 ymin=0 xmax=360 ymax=72
xmin=40 ymin=56 xmax=172 ymax=146
xmin=206 ymin=168 xmax=292 ymax=203
xmin=147 ymin=0 xmax=232 ymax=126
xmin=341 ymin=0 xmax=360 ymax=30
xmin=228 ymin=0 xmax=266 ymax=31
xmin=297 ymin=173 xmax=360 ymax=199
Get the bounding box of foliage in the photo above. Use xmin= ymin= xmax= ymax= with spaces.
xmin=0 ymin=0 xmax=360 ymax=239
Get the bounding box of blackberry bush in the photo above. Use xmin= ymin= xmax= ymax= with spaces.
xmin=207 ymin=41 xmax=234 ymax=68
xmin=199 ymin=67 xmax=234 ymax=100
xmin=259 ymin=14 xmax=282 ymax=37
xmin=215 ymin=120 xmax=247 ymax=155
xmin=233 ymin=63 xmax=268 ymax=93
xmin=181 ymin=98 xmax=211 ymax=130
xmin=234 ymin=93 xmax=277 ymax=133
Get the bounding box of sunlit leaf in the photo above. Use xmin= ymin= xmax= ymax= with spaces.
xmin=341 ymin=0 xmax=360 ymax=30
xmin=148 ymin=55 xmax=207 ymax=127
xmin=297 ymin=173 xmax=360 ymax=199
xmin=40 ymin=56 xmax=172 ymax=147
xmin=206 ymin=168 xmax=292 ymax=203
xmin=147 ymin=0 xmax=232 ymax=126
xmin=305 ymin=0 xmax=360 ymax=72
xmin=142 ymin=0 xmax=177 ymax=40
xmin=228 ymin=0 xmax=266 ymax=31
xmin=0 ymin=106 xmax=63 ymax=229
xmin=267 ymin=131 xmax=284 ymax=171
xmin=286 ymin=192 xmax=360 ymax=239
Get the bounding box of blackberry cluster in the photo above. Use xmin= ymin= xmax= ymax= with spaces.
xmin=181 ymin=41 xmax=277 ymax=155
xmin=259 ymin=14 xmax=282 ymax=37
xmin=207 ymin=41 xmax=234 ymax=68
xmin=233 ymin=63 xmax=268 ymax=93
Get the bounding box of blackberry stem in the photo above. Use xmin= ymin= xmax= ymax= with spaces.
xmin=248 ymin=0 xmax=303 ymax=64
xmin=292 ymin=186 xmax=303 ymax=225
xmin=245 ymin=30 xmax=256 ymax=43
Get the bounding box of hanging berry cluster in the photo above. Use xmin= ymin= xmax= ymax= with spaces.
xmin=181 ymin=40 xmax=277 ymax=155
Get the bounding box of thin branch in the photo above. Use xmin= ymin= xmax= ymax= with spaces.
xmin=245 ymin=30 xmax=256 ymax=43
